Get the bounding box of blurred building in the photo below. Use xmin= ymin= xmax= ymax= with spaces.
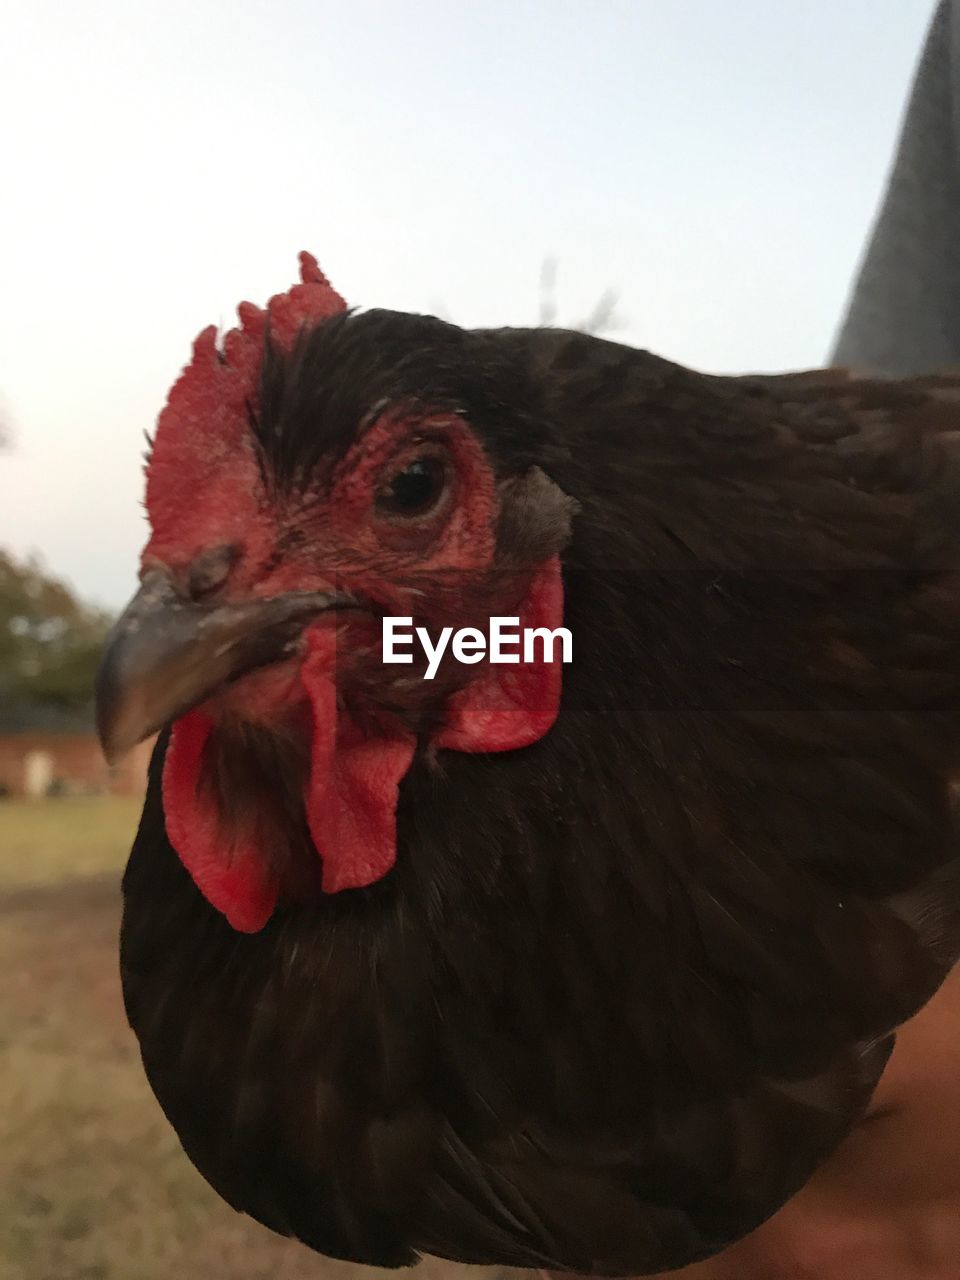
xmin=0 ymin=703 xmax=152 ymax=798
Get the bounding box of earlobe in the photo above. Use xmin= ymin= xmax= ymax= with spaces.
xmin=436 ymin=469 xmax=574 ymax=754
xmin=494 ymin=467 xmax=579 ymax=565
xmin=434 ymin=554 xmax=565 ymax=753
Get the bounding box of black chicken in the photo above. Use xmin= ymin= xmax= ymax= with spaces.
xmin=96 ymin=254 xmax=960 ymax=1276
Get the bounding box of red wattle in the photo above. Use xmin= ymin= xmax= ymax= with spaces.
xmin=301 ymin=631 xmax=417 ymax=894
xmin=162 ymin=709 xmax=279 ymax=933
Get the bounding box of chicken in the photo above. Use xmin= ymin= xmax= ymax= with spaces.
xmin=96 ymin=254 xmax=960 ymax=1276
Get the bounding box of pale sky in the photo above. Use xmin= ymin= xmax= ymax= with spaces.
xmin=0 ymin=0 xmax=936 ymax=610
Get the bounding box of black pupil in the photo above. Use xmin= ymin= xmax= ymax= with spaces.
xmin=379 ymin=458 xmax=444 ymax=515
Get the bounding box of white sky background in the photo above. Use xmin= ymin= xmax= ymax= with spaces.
xmin=0 ymin=0 xmax=936 ymax=609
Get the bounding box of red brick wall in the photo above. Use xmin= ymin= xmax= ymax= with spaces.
xmin=0 ymin=733 xmax=154 ymax=797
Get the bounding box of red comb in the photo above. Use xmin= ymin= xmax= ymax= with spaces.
xmin=144 ymin=254 xmax=347 ymax=565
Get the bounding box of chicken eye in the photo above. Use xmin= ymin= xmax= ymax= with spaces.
xmin=376 ymin=457 xmax=447 ymax=518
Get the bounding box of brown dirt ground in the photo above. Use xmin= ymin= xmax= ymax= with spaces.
xmin=0 ymin=873 xmax=328 ymax=1279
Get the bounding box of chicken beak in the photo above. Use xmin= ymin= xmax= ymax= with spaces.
xmin=95 ymin=570 xmax=347 ymax=763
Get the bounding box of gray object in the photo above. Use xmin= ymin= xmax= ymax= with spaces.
xmin=832 ymin=1 xmax=960 ymax=375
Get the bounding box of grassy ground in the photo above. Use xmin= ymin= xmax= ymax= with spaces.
xmin=0 ymin=797 xmax=142 ymax=888
xmin=0 ymin=798 xmax=385 ymax=1280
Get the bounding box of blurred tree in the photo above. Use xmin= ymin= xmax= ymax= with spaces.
xmin=426 ymin=260 xmax=626 ymax=336
xmin=538 ymin=256 xmax=625 ymax=336
xmin=0 ymin=392 xmax=12 ymax=451
xmin=539 ymin=256 xmax=560 ymax=326
xmin=0 ymin=550 xmax=112 ymax=709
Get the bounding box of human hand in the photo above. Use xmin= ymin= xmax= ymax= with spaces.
xmin=545 ymin=964 xmax=960 ymax=1280
xmin=647 ymin=964 xmax=960 ymax=1279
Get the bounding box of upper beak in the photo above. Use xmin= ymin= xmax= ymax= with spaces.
xmin=95 ymin=570 xmax=347 ymax=762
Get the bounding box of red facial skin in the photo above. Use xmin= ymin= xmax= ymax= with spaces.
xmin=144 ymin=254 xmax=564 ymax=932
